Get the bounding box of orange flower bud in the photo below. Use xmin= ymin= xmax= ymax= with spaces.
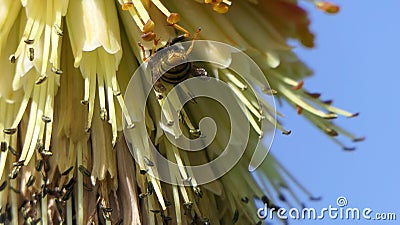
xmin=316 ymin=1 xmax=340 ymax=14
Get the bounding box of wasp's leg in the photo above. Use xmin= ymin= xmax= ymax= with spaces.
xmin=153 ymin=74 xmax=166 ymax=93
xmin=169 ymin=35 xmax=186 ymax=46
xmin=191 ymin=66 xmax=209 ymax=80
xmin=138 ymin=42 xmax=148 ymax=61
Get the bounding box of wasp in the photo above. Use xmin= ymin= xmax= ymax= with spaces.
xmin=139 ymin=29 xmax=208 ymax=94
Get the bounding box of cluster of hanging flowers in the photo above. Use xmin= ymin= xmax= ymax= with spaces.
xmin=0 ymin=0 xmax=362 ymax=224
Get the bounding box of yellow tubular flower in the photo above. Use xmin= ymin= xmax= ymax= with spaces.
xmin=0 ymin=0 xmax=361 ymax=225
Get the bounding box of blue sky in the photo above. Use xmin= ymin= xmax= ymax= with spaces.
xmin=268 ymin=1 xmax=400 ymax=224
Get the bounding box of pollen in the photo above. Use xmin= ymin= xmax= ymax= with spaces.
xmin=167 ymin=13 xmax=180 ymax=24
xmin=122 ymin=1 xmax=134 ymax=10
xmin=212 ymin=3 xmax=229 ymax=14
xmin=143 ymin=19 xmax=155 ymax=33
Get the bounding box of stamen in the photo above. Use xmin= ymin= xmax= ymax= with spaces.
xmin=9 ymin=166 xmax=21 ymax=179
xmin=115 ymin=94 xmax=135 ymax=129
xmin=324 ymin=127 xmax=338 ymax=136
xmin=152 ymin=0 xmax=173 ymax=18
xmin=171 ymin=144 xmax=190 ymax=182
xmin=167 ymin=13 xmax=180 ymax=24
xmin=143 ymin=19 xmax=155 ymax=33
xmin=35 ymin=159 xmax=43 ymax=171
xmin=305 ymin=92 xmax=321 ymax=99
xmin=224 ymin=71 xmax=248 ymax=91
xmin=229 ymin=83 xmax=264 ymax=121
xmin=343 ymin=146 xmax=356 ymax=151
xmin=18 ymin=84 xmax=45 ymax=165
xmin=61 ymin=166 xmax=74 ymax=176
xmin=9 ymin=54 xmax=16 ymax=63
xmin=241 ymin=197 xmax=249 ymax=203
xmin=0 ymin=181 xmax=6 ymax=191
xmin=63 ymin=178 xmax=76 ymax=191
xmin=159 ymin=99 xmax=175 ymax=126
xmin=77 ymin=143 xmax=84 ymax=225
xmin=24 ymin=39 xmax=34 ymax=44
xmin=86 ymin=65 xmax=97 ymax=130
xmin=171 ymin=184 xmax=182 ymax=224
xmin=292 ymin=80 xmax=304 ymax=90
xmin=8 ymin=145 xmax=19 ymax=156
xmin=141 ymin=32 xmax=156 ymax=41
xmin=353 ymin=136 xmax=365 ymax=142
xmin=0 ymin=141 xmax=6 ymax=152
xmin=127 ymin=11 xmax=145 ymax=32
xmin=78 ymin=165 xmax=91 ymax=177
xmin=149 ymin=176 xmax=167 ymax=210
xmin=62 ymin=188 xmax=73 ymax=201
xmin=315 ymin=101 xmax=357 ymax=118
xmin=51 ymin=67 xmax=63 ymax=75
xmin=41 ymin=115 xmax=51 ymax=123
xmin=232 ymin=210 xmax=239 ymax=223
xmin=54 ymin=24 xmax=63 ymax=36
xmin=296 ymin=105 xmax=303 ymax=114
xmin=131 ymin=0 xmax=151 ymax=24
xmin=35 ymin=75 xmax=48 ymax=85
xmin=13 ymin=160 xmax=25 ymax=167
xmin=171 ymin=23 xmax=190 ymax=38
xmin=278 ymin=125 xmax=291 ymax=135
xmin=28 ymin=48 xmax=34 ymax=61
xmin=262 ymin=87 xmax=278 ymax=95
xmin=326 ymin=122 xmax=362 ymax=141
xmin=41 ymin=0 xmax=54 ymax=76
xmin=43 ymin=76 xmax=55 ymax=153
xmin=26 ymin=175 xmax=36 ymax=187
xmin=103 ymin=71 xmax=117 ymax=146
xmin=278 ymin=83 xmax=338 ymax=119
xmin=180 ymin=108 xmax=199 ymax=136
xmin=246 ymin=107 xmax=264 ymax=138
xmin=13 ymin=16 xmax=35 ymax=59
xmin=97 ymin=75 xmax=107 ymax=121
xmin=349 ymin=112 xmax=359 ymax=118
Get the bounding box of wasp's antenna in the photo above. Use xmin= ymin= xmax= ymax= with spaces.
xmin=186 ymin=28 xmax=201 ymax=55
